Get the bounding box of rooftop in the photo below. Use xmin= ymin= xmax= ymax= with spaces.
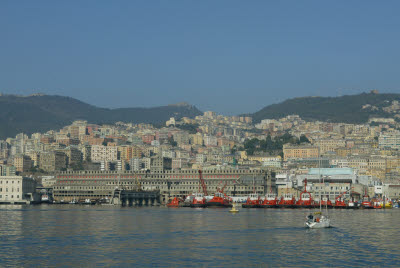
xmin=308 ymin=168 xmax=355 ymax=176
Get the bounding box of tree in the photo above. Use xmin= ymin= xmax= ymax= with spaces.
xmin=299 ymin=135 xmax=310 ymax=144
xmin=168 ymin=137 xmax=177 ymax=147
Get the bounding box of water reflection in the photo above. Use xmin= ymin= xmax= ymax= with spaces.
xmin=0 ymin=206 xmax=400 ymax=267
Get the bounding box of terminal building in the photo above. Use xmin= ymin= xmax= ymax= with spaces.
xmin=52 ymin=168 xmax=276 ymax=204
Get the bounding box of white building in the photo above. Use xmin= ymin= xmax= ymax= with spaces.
xmin=0 ymin=176 xmax=38 ymax=204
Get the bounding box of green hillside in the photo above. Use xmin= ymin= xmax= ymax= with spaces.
xmin=250 ymin=92 xmax=400 ymax=123
xmin=0 ymin=94 xmax=202 ymax=139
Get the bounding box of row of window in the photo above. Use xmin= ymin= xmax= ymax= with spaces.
xmin=0 ymin=195 xmax=20 ymax=199
xmin=0 ymin=180 xmax=20 ymax=184
xmin=0 ymin=188 xmax=20 ymax=192
xmin=313 ymin=186 xmax=349 ymax=190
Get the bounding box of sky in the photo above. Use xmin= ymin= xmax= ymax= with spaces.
xmin=1 ymin=1 xmax=400 ymax=115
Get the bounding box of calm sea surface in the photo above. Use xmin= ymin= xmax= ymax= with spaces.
xmin=1 ymin=205 xmax=400 ymax=267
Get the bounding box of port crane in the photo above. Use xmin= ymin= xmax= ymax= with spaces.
xmin=198 ymin=170 xmax=208 ymax=196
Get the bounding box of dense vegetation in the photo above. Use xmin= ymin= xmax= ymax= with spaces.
xmin=0 ymin=95 xmax=202 ymax=139
xmin=175 ymin=123 xmax=200 ymax=134
xmin=240 ymin=133 xmax=310 ymax=156
xmin=250 ymin=92 xmax=400 ymax=123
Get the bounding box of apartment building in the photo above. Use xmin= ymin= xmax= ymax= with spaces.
xmin=91 ymin=145 xmax=118 ymax=163
xmin=379 ymin=131 xmax=400 ymax=150
xmin=283 ymin=144 xmax=319 ymax=161
xmin=315 ymin=139 xmax=346 ymax=154
xmin=13 ymin=155 xmax=32 ymax=173
xmin=39 ymin=151 xmax=67 ymax=172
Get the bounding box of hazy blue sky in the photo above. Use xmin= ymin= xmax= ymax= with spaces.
xmin=1 ymin=1 xmax=400 ymax=114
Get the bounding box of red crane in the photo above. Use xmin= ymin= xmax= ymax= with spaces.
xmin=220 ymin=181 xmax=228 ymax=193
xmin=198 ymin=170 xmax=208 ymax=196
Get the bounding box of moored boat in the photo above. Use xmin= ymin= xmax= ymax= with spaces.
xmin=295 ymin=180 xmax=315 ymax=208
xmin=278 ymin=193 xmax=296 ymax=208
xmin=190 ymin=192 xmax=207 ymax=208
xmin=167 ymin=197 xmax=182 ymax=207
xmin=259 ymin=192 xmax=278 ymax=208
xmin=242 ymin=193 xmax=261 ymax=208
xmin=319 ymin=196 xmax=333 ymax=208
xmin=334 ymin=191 xmax=348 ymax=209
xmin=207 ymin=192 xmax=232 ymax=208
xmin=361 ymin=191 xmax=373 ymax=209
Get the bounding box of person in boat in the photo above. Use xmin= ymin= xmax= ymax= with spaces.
xmin=307 ymin=214 xmax=314 ymax=222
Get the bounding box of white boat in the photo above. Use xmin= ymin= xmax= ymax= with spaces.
xmin=41 ymin=194 xmax=50 ymax=203
xmin=305 ymin=212 xmax=331 ymax=228
xmin=305 ymin=152 xmax=331 ymax=229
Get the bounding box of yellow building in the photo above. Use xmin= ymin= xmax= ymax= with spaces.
xmin=283 ymin=144 xmax=319 ymax=161
xmin=315 ymin=139 xmax=346 ymax=154
xmin=13 ymin=155 xmax=32 ymax=173
xmin=118 ymin=146 xmax=133 ymax=162
xmin=190 ymin=133 xmax=204 ymax=146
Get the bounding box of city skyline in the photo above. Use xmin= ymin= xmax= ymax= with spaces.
xmin=1 ymin=1 xmax=400 ymax=114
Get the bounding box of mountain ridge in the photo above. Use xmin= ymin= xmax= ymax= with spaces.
xmin=249 ymin=91 xmax=400 ymax=124
xmin=0 ymin=94 xmax=202 ymax=139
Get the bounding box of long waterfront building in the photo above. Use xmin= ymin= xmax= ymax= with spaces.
xmin=53 ymin=169 xmax=276 ymax=203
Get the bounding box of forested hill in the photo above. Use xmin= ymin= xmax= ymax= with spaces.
xmin=250 ymin=92 xmax=400 ymax=123
xmin=0 ymin=94 xmax=202 ymax=139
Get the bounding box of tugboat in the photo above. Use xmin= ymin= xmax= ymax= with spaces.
xmin=242 ymin=193 xmax=261 ymax=208
xmin=207 ymin=192 xmax=232 ymax=207
xmin=295 ymin=179 xmax=315 ymax=208
xmin=190 ymin=170 xmax=208 ymax=208
xmin=372 ymin=198 xmax=383 ymax=209
xmin=334 ymin=191 xmax=348 ymax=209
xmin=167 ymin=197 xmax=182 ymax=207
xmin=361 ymin=190 xmax=373 ymax=209
xmin=207 ymin=180 xmax=232 ymax=208
xmin=182 ymin=195 xmax=194 ymax=207
xmin=347 ymin=197 xmax=359 ymax=209
xmin=190 ymin=192 xmax=207 ymax=208
xmin=259 ymin=192 xmax=278 ymax=208
xmin=319 ymin=196 xmax=333 ymax=208
xmin=278 ymin=193 xmax=296 ymax=208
